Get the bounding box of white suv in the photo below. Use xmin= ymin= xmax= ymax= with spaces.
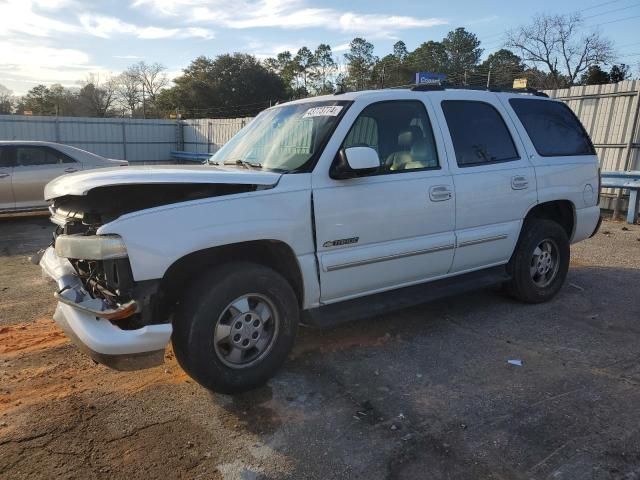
xmin=39 ymin=87 xmax=601 ymax=393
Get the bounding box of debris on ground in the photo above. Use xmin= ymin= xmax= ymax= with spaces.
xmin=569 ymin=283 xmax=585 ymax=291
xmin=507 ymin=359 xmax=523 ymax=367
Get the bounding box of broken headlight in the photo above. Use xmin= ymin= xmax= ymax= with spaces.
xmin=55 ymin=234 xmax=128 ymax=260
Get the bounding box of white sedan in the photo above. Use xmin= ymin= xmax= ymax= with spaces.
xmin=0 ymin=141 xmax=128 ymax=213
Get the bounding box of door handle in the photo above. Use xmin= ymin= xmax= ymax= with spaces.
xmin=429 ymin=185 xmax=453 ymax=202
xmin=0 ymin=173 xmax=9 ymax=178
xmin=511 ymin=175 xmax=529 ymax=190
xmin=64 ymin=168 xmax=78 ymax=173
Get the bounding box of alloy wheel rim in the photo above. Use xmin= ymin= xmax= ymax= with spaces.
xmin=213 ymin=293 xmax=279 ymax=369
xmin=529 ymin=238 xmax=560 ymax=288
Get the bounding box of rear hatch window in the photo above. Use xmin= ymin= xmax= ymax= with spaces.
xmin=509 ymin=99 xmax=595 ymax=157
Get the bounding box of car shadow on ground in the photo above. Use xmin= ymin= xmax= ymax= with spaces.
xmin=2 ymin=214 xmax=640 ymax=479
xmin=207 ymin=264 xmax=640 ymax=479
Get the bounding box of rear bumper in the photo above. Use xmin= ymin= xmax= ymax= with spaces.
xmin=589 ymin=215 xmax=603 ymax=238
xmin=39 ymin=246 xmax=172 ymax=371
xmin=572 ymin=206 xmax=601 ymax=244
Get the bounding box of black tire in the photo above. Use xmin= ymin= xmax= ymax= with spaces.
xmin=172 ymin=262 xmax=299 ymax=394
xmin=504 ymin=219 xmax=570 ymax=304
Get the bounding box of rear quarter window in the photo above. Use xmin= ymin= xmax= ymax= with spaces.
xmin=509 ymin=99 xmax=595 ymax=157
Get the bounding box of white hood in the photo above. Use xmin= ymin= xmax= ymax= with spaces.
xmin=44 ymin=165 xmax=281 ymax=200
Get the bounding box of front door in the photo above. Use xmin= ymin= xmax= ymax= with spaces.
xmin=312 ymin=99 xmax=456 ymax=303
xmin=429 ymin=93 xmax=537 ymax=273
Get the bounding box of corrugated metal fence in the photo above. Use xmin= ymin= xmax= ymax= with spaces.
xmin=0 ymin=115 xmax=254 ymax=162
xmin=0 ymin=115 xmax=179 ymax=162
xmin=182 ymin=118 xmax=253 ymax=154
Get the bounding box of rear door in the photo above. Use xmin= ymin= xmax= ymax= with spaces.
xmin=0 ymin=146 xmax=15 ymax=211
xmin=12 ymin=146 xmax=80 ymax=210
xmin=430 ymin=93 xmax=537 ymax=273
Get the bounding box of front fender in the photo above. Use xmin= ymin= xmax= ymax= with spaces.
xmin=98 ymin=176 xmax=315 ymax=282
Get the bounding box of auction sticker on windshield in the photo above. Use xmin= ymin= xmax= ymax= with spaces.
xmin=302 ymin=106 xmax=343 ymax=118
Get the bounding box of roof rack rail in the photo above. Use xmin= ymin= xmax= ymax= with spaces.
xmin=489 ymin=86 xmax=549 ymax=98
xmin=410 ymin=84 xmax=445 ymax=92
xmin=407 ymin=83 xmax=548 ymax=97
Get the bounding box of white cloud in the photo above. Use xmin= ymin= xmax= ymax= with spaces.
xmin=78 ymin=14 xmax=214 ymax=39
xmin=332 ymin=43 xmax=351 ymax=53
xmin=132 ymin=0 xmax=448 ymax=35
xmin=0 ymin=0 xmax=81 ymax=38
xmin=0 ymin=39 xmax=109 ymax=94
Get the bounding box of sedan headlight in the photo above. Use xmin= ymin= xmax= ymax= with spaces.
xmin=55 ymin=234 xmax=128 ymax=260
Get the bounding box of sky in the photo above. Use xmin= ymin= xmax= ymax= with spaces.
xmin=1 ymin=0 xmax=639 ymax=95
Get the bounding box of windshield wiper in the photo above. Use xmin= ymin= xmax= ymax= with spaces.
xmin=223 ymin=159 xmax=263 ymax=169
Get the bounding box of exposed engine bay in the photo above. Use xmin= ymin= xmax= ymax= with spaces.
xmin=49 ymin=182 xmax=260 ymax=328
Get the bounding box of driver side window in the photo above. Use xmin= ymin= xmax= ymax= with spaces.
xmin=342 ymin=100 xmax=439 ymax=175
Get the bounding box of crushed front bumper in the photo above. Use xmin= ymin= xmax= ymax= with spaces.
xmin=39 ymin=246 xmax=172 ymax=371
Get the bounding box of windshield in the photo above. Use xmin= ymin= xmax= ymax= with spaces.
xmin=208 ymin=100 xmax=350 ymax=172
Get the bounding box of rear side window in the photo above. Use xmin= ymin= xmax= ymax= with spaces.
xmin=442 ymin=101 xmax=519 ymax=167
xmin=15 ymin=146 xmax=75 ymax=166
xmin=509 ymin=99 xmax=595 ymax=157
xmin=16 ymin=147 xmax=52 ymax=166
xmin=46 ymin=147 xmax=76 ymax=164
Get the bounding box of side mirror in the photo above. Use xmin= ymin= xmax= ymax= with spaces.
xmin=330 ymin=146 xmax=380 ymax=179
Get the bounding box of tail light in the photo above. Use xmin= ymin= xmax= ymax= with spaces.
xmin=597 ymin=167 xmax=601 ymax=205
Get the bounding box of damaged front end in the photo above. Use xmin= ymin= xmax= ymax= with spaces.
xmin=41 ymin=181 xmax=260 ymax=370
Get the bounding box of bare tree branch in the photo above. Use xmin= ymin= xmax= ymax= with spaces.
xmin=506 ymin=13 xmax=614 ymax=86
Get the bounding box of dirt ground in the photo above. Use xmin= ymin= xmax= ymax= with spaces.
xmin=1 ymin=213 xmax=639 ymax=480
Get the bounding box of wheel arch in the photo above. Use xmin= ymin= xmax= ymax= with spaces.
xmin=160 ymin=239 xmax=305 ymax=311
xmin=522 ymin=200 xmax=576 ymax=240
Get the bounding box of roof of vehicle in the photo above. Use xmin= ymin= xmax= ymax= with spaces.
xmin=282 ymin=86 xmax=554 ymax=106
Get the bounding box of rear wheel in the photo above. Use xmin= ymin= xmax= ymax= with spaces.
xmin=172 ymin=262 xmax=298 ymax=394
xmin=505 ymin=219 xmax=570 ymax=303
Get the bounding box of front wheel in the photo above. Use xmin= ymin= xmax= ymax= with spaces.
xmin=505 ymin=219 xmax=570 ymax=304
xmin=172 ymin=262 xmax=299 ymax=394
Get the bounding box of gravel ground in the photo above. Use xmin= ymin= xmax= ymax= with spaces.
xmin=1 ymin=213 xmax=639 ymax=480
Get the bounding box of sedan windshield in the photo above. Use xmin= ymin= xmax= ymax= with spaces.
xmin=208 ymin=100 xmax=350 ymax=172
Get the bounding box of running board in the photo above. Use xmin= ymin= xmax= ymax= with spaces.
xmin=301 ymin=266 xmax=511 ymax=328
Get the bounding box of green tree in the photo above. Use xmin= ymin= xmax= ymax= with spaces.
xmin=480 ymin=49 xmax=525 ymax=88
xmin=609 ymin=64 xmax=630 ymax=83
xmin=442 ymin=27 xmax=483 ymax=82
xmin=23 ymin=85 xmax=54 ymax=115
xmin=344 ymin=37 xmax=377 ymax=90
xmin=393 ymin=41 xmax=408 ymax=62
xmin=310 ymin=44 xmax=336 ymax=94
xmin=159 ymin=53 xmax=286 ymax=118
xmin=78 ymin=74 xmax=117 ymax=117
xmin=580 ymin=65 xmax=610 ymax=85
xmin=294 ymin=46 xmax=316 ymax=93
xmin=372 ymin=54 xmax=412 ymax=88
xmin=406 ymin=41 xmax=448 ymax=76
xmin=0 ymin=84 xmax=14 ymax=114
xmin=264 ymin=51 xmax=301 ymax=96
